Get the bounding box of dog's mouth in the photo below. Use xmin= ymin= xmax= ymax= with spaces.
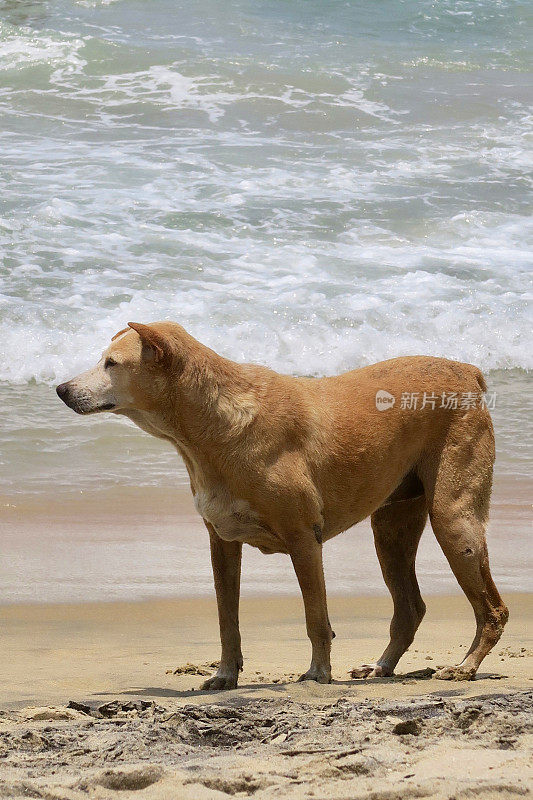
xmin=96 ymin=402 xmax=116 ymax=412
xmin=71 ymin=401 xmax=117 ymax=415
xmin=56 ymin=384 xmax=116 ymax=414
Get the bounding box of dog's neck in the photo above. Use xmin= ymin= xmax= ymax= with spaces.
xmin=124 ymin=346 xmax=264 ymax=483
xmin=176 ymin=351 xmax=260 ymax=442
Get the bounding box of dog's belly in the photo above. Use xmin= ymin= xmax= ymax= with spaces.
xmin=194 ymin=489 xmax=285 ymax=554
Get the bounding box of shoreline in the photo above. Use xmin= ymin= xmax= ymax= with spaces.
xmin=0 ymin=585 xmax=530 ymax=610
xmin=1 ymin=472 xmax=531 ymax=605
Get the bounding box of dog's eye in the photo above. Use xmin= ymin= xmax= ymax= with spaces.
xmin=104 ymin=358 xmax=117 ymax=369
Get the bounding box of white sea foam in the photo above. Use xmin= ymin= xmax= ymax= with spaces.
xmin=0 ymin=22 xmax=86 ymax=73
xmin=1 ymin=224 xmax=531 ymax=385
xmin=0 ymin=0 xmax=531 ymax=388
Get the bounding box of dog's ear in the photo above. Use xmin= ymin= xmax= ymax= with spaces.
xmin=127 ymin=322 xmax=173 ymax=365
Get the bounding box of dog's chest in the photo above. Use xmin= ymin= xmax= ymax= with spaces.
xmin=194 ymin=488 xmax=282 ymax=553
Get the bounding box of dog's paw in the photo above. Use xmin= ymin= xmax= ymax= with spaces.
xmin=200 ymin=671 xmax=239 ymax=690
xmin=297 ymin=665 xmax=332 ymax=684
xmin=434 ymin=665 xmax=476 ymax=681
xmin=349 ymin=663 xmax=393 ymax=679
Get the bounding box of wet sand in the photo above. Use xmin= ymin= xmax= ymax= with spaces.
xmin=1 ymin=592 xmax=531 ymax=799
xmin=1 ymin=471 xmax=531 ymax=604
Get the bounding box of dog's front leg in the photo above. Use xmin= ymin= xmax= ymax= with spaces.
xmin=289 ymin=533 xmax=332 ymax=684
xmin=201 ymin=522 xmax=243 ymax=690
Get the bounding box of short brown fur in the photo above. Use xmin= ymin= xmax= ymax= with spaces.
xmin=56 ymin=322 xmax=508 ymax=687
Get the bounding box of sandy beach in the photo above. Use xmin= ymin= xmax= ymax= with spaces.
xmin=1 ymin=592 xmax=531 ymax=799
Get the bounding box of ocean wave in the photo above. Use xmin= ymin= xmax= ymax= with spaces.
xmin=1 ymin=214 xmax=531 ymax=385
xmin=1 ymin=0 xmax=531 ymax=384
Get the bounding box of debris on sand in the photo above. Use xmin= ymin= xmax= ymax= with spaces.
xmin=392 ymin=718 xmax=422 ymax=736
xmin=1 ymin=691 xmax=531 ymax=799
xmin=167 ymin=661 xmax=220 ymax=676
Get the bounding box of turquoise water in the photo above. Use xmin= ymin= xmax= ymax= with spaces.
xmin=0 ymin=0 xmax=531 ymax=600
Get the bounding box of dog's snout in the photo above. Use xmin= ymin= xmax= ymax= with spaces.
xmin=56 ymin=382 xmax=71 ymax=403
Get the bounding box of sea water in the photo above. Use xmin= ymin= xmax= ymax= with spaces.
xmin=0 ymin=0 xmax=531 ymax=601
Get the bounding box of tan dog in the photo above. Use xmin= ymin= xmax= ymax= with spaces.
xmin=56 ymin=321 xmax=508 ymax=687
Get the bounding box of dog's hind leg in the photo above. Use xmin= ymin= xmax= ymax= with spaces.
xmin=420 ymin=412 xmax=508 ymax=680
xmin=429 ymin=513 xmax=508 ymax=680
xmin=350 ymin=493 xmax=427 ymax=679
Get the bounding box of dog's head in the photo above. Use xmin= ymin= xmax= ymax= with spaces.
xmin=56 ymin=322 xmax=178 ymax=415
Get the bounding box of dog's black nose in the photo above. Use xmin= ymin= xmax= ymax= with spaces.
xmin=56 ymin=382 xmax=70 ymax=402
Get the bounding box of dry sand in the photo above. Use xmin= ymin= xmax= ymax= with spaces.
xmin=1 ymin=592 xmax=531 ymax=799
